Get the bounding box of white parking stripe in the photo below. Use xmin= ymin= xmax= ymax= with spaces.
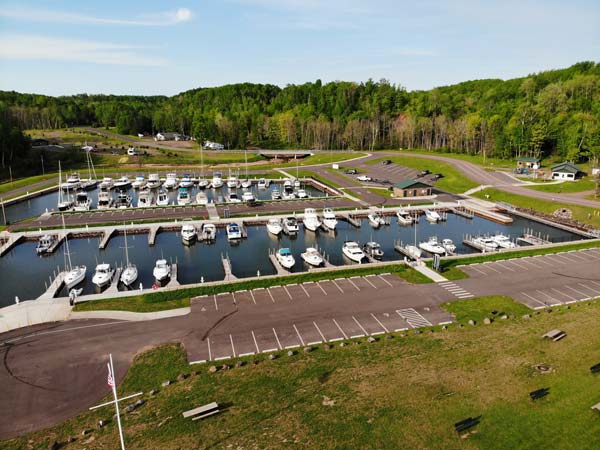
xmin=467 ymin=265 xmax=488 ymax=275
xmin=273 ymin=328 xmax=283 ymax=350
xmin=481 ymin=263 xmax=502 ymax=273
xmin=283 ymin=285 xmax=293 ymax=300
xmin=230 ymin=334 xmax=237 ymax=357
xmin=346 ymin=278 xmax=361 ymax=291
xmin=370 ymin=313 xmax=389 ymax=333
xmin=579 ymin=283 xmax=600 ymax=296
xmin=207 ymin=338 xmax=212 ymax=361
xmin=520 ymin=292 xmax=546 ymax=307
xmin=396 ymin=308 xmax=432 ymax=328
xmin=299 ymin=284 xmax=310 ymax=297
xmin=564 ymin=285 xmax=590 ymax=298
xmin=250 ymin=290 xmax=256 ymax=304
xmin=332 ymin=319 xmax=348 ymax=339
xmin=213 ymin=295 xmax=218 ymax=311
xmin=313 ymin=322 xmax=328 ymax=342
xmin=551 ymin=287 xmax=577 ymax=302
xmin=536 ymin=290 xmax=562 ymax=305
xmin=495 ymin=261 xmax=515 ymax=271
xmin=316 ymin=282 xmax=328 ymax=296
xmin=293 ymin=324 xmax=305 ymax=346
xmin=267 ymin=288 xmax=275 ymax=303
xmin=363 ymin=276 xmax=377 ymax=289
xmin=251 ymin=331 xmax=260 ymax=353
xmin=378 ymin=275 xmax=393 ymax=287
xmin=352 ymin=316 xmax=369 ymax=335
xmin=331 ymin=280 xmax=344 ymax=293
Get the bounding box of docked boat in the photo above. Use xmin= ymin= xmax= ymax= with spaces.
xmin=258 ymin=178 xmax=267 ymax=189
xmin=227 ymin=175 xmax=240 ymax=189
xmin=196 ymin=191 xmax=208 ymax=205
xmin=322 ymin=208 xmax=338 ymax=230
xmin=473 ymin=237 xmax=499 ymax=252
xmin=73 ymin=190 xmax=92 ymax=211
xmin=64 ymin=264 xmax=86 ymax=290
xmin=396 ymin=209 xmax=413 ymax=225
xmin=99 ymin=177 xmax=114 ymax=190
xmin=228 ymin=192 xmax=242 ymax=203
xmin=424 ymin=209 xmax=441 ymax=223
xmin=164 ymin=173 xmax=178 ymax=189
xmin=115 ymin=191 xmax=132 ymax=209
xmin=179 ymin=174 xmax=194 ymax=188
xmin=226 ymin=223 xmax=242 ymax=240
xmin=137 ymin=189 xmax=154 ymax=208
xmin=303 ymin=208 xmax=321 ymax=232
xmin=181 ymin=223 xmax=197 ymax=244
xmin=242 ymin=191 xmax=255 ymax=203
xmin=419 ymin=237 xmax=446 ymax=255
xmin=132 ymin=175 xmax=146 ymax=189
xmin=153 ymin=259 xmax=171 ymax=282
xmin=283 ymin=216 xmax=299 ymax=235
xmin=241 ymin=179 xmax=252 ymax=189
xmin=271 ymin=189 xmax=282 ymax=200
xmin=57 ymin=162 xmax=74 ymax=211
xmin=212 ymin=172 xmax=224 ymax=188
xmin=301 ymin=247 xmax=323 ymax=267
xmin=61 ymin=173 xmax=81 ymax=191
xmin=80 ymin=152 xmax=98 ymax=190
xmin=293 ymin=178 xmax=301 ymax=188
xmin=296 ymin=189 xmax=308 ymax=199
xmin=177 ymin=188 xmax=192 ymax=206
xmin=36 ymin=234 xmax=56 ymax=255
xmin=156 ymin=189 xmax=169 ymax=206
xmin=441 ymin=238 xmax=456 ymax=253
xmin=92 ymin=263 xmax=114 ymax=288
xmin=342 ymin=241 xmax=365 ymax=263
xmin=197 ymin=177 xmax=209 ymax=189
xmin=146 ymin=173 xmax=162 ymax=189
xmin=363 ymin=241 xmax=384 ymax=259
xmin=201 ymin=223 xmax=217 ymax=241
xmin=266 ymin=218 xmax=283 ymax=236
xmin=120 ymin=228 xmax=137 ymax=287
xmin=404 ymin=245 xmax=422 ymax=259
xmin=276 ymin=248 xmax=295 ymax=270
xmin=492 ymin=234 xmax=517 ymax=249
xmin=368 ymin=212 xmax=386 ymax=228
xmin=114 ymin=176 xmax=131 ymax=189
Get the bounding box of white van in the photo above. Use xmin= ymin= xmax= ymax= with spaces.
xmin=127 ymin=147 xmax=139 ymax=156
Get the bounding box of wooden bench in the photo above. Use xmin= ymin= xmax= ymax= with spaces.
xmin=542 ymin=329 xmax=566 ymax=342
xmin=182 ymin=402 xmax=220 ymax=421
xmin=454 ymin=416 xmax=480 ymax=433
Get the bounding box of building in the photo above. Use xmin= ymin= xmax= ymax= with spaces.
xmin=517 ymin=157 xmax=541 ymax=169
xmin=551 ymin=162 xmax=584 ymax=181
xmin=392 ymin=180 xmax=433 ymax=198
xmin=155 ymin=132 xmax=191 ymax=141
xmin=203 ymin=140 xmax=225 ymax=150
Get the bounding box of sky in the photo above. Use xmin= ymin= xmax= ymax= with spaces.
xmin=0 ymin=0 xmax=599 ymax=96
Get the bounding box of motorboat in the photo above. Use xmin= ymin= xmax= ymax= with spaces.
xmin=228 ymin=192 xmax=242 ymax=203
xmin=266 ymin=218 xmax=283 ymax=236
xmin=36 ymin=234 xmax=56 ymax=255
xmin=363 ymin=241 xmax=384 ymax=260
xmin=276 ymin=248 xmax=295 ymax=270
xmin=419 ymin=237 xmax=446 ymax=255
xmin=164 ymin=173 xmax=178 ymax=189
xmin=179 ymin=174 xmax=194 ymax=188
xmin=61 ymin=173 xmax=81 ymax=191
xmin=404 ymin=245 xmax=422 ymax=259
xmin=73 ymin=190 xmax=91 ymax=211
xmin=177 ymin=188 xmax=192 ymax=206
xmin=242 ymin=191 xmax=255 ymax=203
xmin=282 ymin=191 xmax=296 ymax=200
xmin=293 ymin=178 xmax=301 ymax=188
xmin=226 ymin=223 xmax=242 ymax=240
xmin=137 ymin=189 xmax=154 ymax=208
xmin=322 ymin=208 xmax=338 ymax=230
xmin=342 ymin=241 xmax=365 ymax=263
xmin=64 ymin=265 xmax=86 ymax=289
xmin=301 ymin=247 xmax=323 ymax=267
xmin=115 ymin=191 xmax=132 ymax=209
xmin=296 ymin=189 xmax=308 ymax=199
xmin=181 ymin=223 xmax=197 ymax=244
xmin=424 ymin=209 xmax=441 ymax=223
xmin=114 ymin=176 xmax=131 ymax=189
xmin=146 ymin=173 xmax=162 ymax=189
xmin=441 ymin=238 xmax=456 ymax=253
xmin=132 ymin=175 xmax=146 ymax=189
xmin=99 ymin=177 xmax=114 ymax=190
xmin=396 ymin=209 xmax=414 ymax=225
xmin=196 ymin=191 xmax=208 ymax=205
xmin=120 ymin=228 xmax=137 ymax=287
xmin=153 ymin=259 xmax=171 ymax=282
xmin=241 ymin=179 xmax=252 ymax=189
xmin=201 ymin=223 xmax=217 ymax=241
xmin=212 ymin=172 xmax=224 ymax=188
xmin=271 ymin=189 xmax=282 ymax=200
xmin=156 ymin=189 xmax=169 ymax=206
xmin=283 ymin=216 xmax=299 ymax=235
xmin=58 ymin=197 xmax=74 ymax=212
xmin=473 ymin=237 xmax=499 ymax=252
xmin=492 ymin=234 xmax=517 ymax=249
xmin=283 ymin=179 xmax=293 ymax=193
xmin=227 ymin=175 xmax=240 ymax=189
xmin=258 ymin=178 xmax=267 ymax=189
xmin=197 ymin=177 xmax=209 ymax=189
xmin=303 ymin=208 xmax=321 ymax=232
xmin=92 ymin=263 xmax=114 ymax=288
xmin=368 ymin=212 xmax=386 ymax=228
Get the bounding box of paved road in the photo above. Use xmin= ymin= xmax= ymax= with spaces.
xmin=1 ymin=247 xmax=599 ymax=439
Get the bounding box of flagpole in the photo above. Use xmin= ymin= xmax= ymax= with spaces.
xmin=109 ymin=354 xmax=126 ymax=450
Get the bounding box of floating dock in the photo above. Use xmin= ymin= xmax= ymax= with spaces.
xmin=148 ymin=225 xmax=161 ymax=245
xmin=0 ymin=234 xmax=24 ymax=256
xmin=170 ymin=263 xmax=180 ymax=287
xmin=394 ymin=244 xmax=419 ymax=260
xmin=340 ymin=213 xmax=361 ymax=227
xmin=221 ymin=255 xmax=238 ymax=281
xmin=451 ymin=207 xmax=475 ymax=219
xmin=106 ymin=268 xmax=123 ymax=294
xmin=517 ymin=233 xmax=552 ymax=246
xmin=37 ymin=270 xmax=66 ymax=300
xmin=462 ymin=238 xmax=498 ymax=253
xmin=99 ymin=227 xmax=117 ymax=249
xmin=268 ymin=253 xmax=290 ymax=275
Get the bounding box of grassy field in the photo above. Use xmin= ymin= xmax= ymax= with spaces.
xmin=26 ymin=128 xmax=132 ymax=147
xmin=0 ymin=173 xmax=58 ymax=196
xmin=377 ymin=149 xmax=514 ymax=168
xmin=8 ymin=295 xmax=600 ymax=449
xmin=472 ymin=188 xmax=600 ymax=228
xmin=524 ymin=177 xmax=598 ymax=194
xmin=367 ymin=187 xmax=393 ymax=198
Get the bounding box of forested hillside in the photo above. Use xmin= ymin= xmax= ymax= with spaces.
xmin=1 ymin=61 xmax=599 ymax=164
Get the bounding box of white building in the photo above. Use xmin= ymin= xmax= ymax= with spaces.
xmin=203 ymin=140 xmax=225 ymax=150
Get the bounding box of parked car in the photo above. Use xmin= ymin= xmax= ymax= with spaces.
xmin=431 ymin=173 xmax=444 ymax=180
xmin=344 ymin=169 xmax=358 ymax=174
xmin=418 ymin=169 xmax=431 ymax=177
xmin=357 ymin=175 xmax=372 ymax=182
xmin=381 ymin=159 xmax=392 ymax=165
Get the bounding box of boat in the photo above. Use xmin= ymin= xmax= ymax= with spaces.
xmin=363 ymin=241 xmax=384 ymax=259
xmin=404 ymin=245 xmax=422 ymax=259
xmin=303 ymin=208 xmax=321 ymax=232
xmin=36 ymin=234 xmax=56 ymax=255
xmin=164 ymin=173 xmax=178 ymax=189
xmin=322 ymin=208 xmax=338 ymax=230
xmin=120 ymin=228 xmax=138 ymax=287
xmin=228 ymin=192 xmax=242 ymax=203
xmin=57 ymin=162 xmax=74 ymax=211
xmin=201 ymin=223 xmax=217 ymax=241
xmin=177 ymin=188 xmax=192 ymax=206
xmin=146 ymin=173 xmax=162 ymax=189
xmin=226 ymin=223 xmax=242 ymax=240
xmin=179 ymin=174 xmax=194 ymax=188
xmin=137 ymin=189 xmax=154 ymax=208
xmin=271 ymin=189 xmax=282 ymax=200
xmin=241 ymin=179 xmax=252 ymax=188
xmin=197 ymin=177 xmax=209 ymax=189
xmin=115 ymin=191 xmax=132 ymax=209
xmin=114 ymin=176 xmax=131 ymax=189
xmin=99 ymin=177 xmax=114 ymax=190
xmin=79 ymin=151 xmax=98 ymax=190
xmin=196 ymin=191 xmax=208 ymax=205
xmin=301 ymin=247 xmax=323 ymax=267
xmin=227 ymin=174 xmax=240 ymax=189
xmin=283 ymin=216 xmax=299 ymax=235
xmin=473 ymin=237 xmax=499 ymax=252
xmin=132 ymin=175 xmax=146 ymax=189
xmin=258 ymin=178 xmax=267 ymax=189
xmin=419 ymin=237 xmax=446 ymax=255
xmin=424 ymin=209 xmax=441 ymax=223
xmin=61 ymin=173 xmax=81 ymax=191
xmin=64 ymin=264 xmax=86 ymax=290
xmin=283 ymin=179 xmax=293 ymax=193
xmin=153 ymin=259 xmax=171 ymax=282
xmin=492 ymin=234 xmax=517 ymax=249
xmin=368 ymin=212 xmax=386 ymax=227
xmin=73 ymin=190 xmax=91 ymax=211
xmin=276 ymin=248 xmax=295 ymax=270
xmin=441 ymin=238 xmax=456 ymax=253
xmin=293 ymin=178 xmax=301 ymax=188
xmin=342 ymin=241 xmax=365 ymax=263
xmin=296 ymin=189 xmax=308 ymax=199
xmin=282 ymin=191 xmax=296 ymax=200
xmin=92 ymin=263 xmax=114 ymax=288
xmin=181 ymin=223 xmax=197 ymax=244
xmin=242 ymin=191 xmax=255 ymax=203
xmin=396 ymin=209 xmax=414 ymax=225
xmin=211 ymin=172 xmax=224 ymax=188
xmin=156 ymin=189 xmax=169 ymax=206
xmin=266 ymin=218 xmax=283 ymax=236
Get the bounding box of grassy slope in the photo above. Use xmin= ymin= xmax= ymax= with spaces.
xmin=524 ymin=177 xmax=597 ymax=193
xmin=8 ymin=296 xmax=600 ymax=449
xmin=0 ymin=173 xmax=58 ymax=196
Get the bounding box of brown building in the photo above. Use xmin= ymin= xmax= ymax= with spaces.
xmin=393 ymin=180 xmax=432 ymax=198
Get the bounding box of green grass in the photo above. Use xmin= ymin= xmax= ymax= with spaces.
xmin=442 ymin=295 xmax=532 ymax=324
xmin=295 ymin=169 xmax=342 ymax=189
xmin=252 ymin=152 xmax=363 ymax=171
xmin=9 ymin=297 xmax=600 ymax=449
xmin=367 ymin=187 xmax=393 ymax=198
xmin=376 ymin=149 xmax=514 ymax=168
xmin=0 ymin=173 xmax=58 ymax=196
xmin=472 ymin=188 xmax=600 ymax=228
xmin=525 ymin=177 xmax=597 ymax=194
xmin=366 ymin=156 xmax=479 ymax=193
xmin=73 ymin=264 xmax=430 ymax=312
xmin=324 ymin=167 xmax=363 ymax=186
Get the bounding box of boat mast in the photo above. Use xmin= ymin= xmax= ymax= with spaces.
xmin=61 ymin=214 xmax=73 ymax=271
xmin=123 ymin=227 xmax=131 ymax=267
xmin=58 ymin=161 xmax=63 ymax=208
xmin=244 ymin=149 xmax=248 ymax=179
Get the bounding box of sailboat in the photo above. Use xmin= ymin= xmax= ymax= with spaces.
xmin=198 ymin=146 xmax=209 ymax=188
xmin=120 ymin=228 xmax=138 ymax=286
xmin=61 ymin=215 xmax=86 ymax=289
xmin=57 ymin=161 xmax=74 ymax=212
xmin=80 ymin=150 xmax=98 ymax=190
xmin=241 ymin=150 xmax=251 ymax=188
xmin=404 ymin=211 xmax=422 ymax=259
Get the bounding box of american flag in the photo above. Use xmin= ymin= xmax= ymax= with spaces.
xmin=107 ymin=364 xmax=115 ymax=388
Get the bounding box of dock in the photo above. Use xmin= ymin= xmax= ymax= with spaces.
xmin=451 ymin=207 xmax=475 ymax=219
xmin=99 ymin=227 xmax=117 ymax=249
xmin=37 ymin=271 xmax=66 ymax=300
xmin=170 ymin=264 xmax=180 ymax=287
xmin=206 ymin=203 xmax=220 ymax=220
xmin=0 ymin=234 xmax=23 ymax=256
xmin=105 ymin=268 xmax=122 ymax=294
xmin=148 ymin=225 xmax=161 ymax=245
xmin=268 ymin=253 xmax=290 ymax=275
xmin=517 ymin=233 xmax=552 ymax=246
xmin=47 ymin=232 xmax=67 ymax=253
xmin=394 ymin=243 xmax=419 ymax=260
xmin=340 ymin=213 xmax=361 ymax=227
xmin=462 ymin=237 xmax=498 ymax=253
xmin=234 ymin=220 xmax=248 ymax=238
xmin=221 ymin=255 xmax=238 ymax=281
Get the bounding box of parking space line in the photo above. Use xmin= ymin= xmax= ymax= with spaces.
xmin=520 ymin=292 xmax=547 ymax=307
xmin=229 ymin=334 xmax=237 ymax=357
xmin=231 ymin=292 xmax=236 ymax=304
xmin=283 ymin=285 xmax=293 ymax=300
xmin=346 ymin=278 xmax=361 ymax=291
xmin=565 ymin=251 xmax=588 ymax=261
xmin=213 ymin=295 xmax=218 ymax=311
xmin=316 ymin=282 xmax=328 ymax=296
xmin=532 ymin=257 xmax=553 ymax=266
xmin=238 ymin=352 xmax=254 ymax=357
xmin=378 ymin=275 xmax=393 ymax=287
xmin=363 ymin=276 xmax=377 ymax=289
xmin=249 ymin=290 xmax=256 ymax=304
xmin=579 ymin=283 xmax=600 ymax=296
xmin=267 ymin=288 xmax=275 ymax=303
xmin=495 ymin=261 xmax=515 ymax=271
xmin=207 ymin=339 xmax=212 ymax=361
xmin=332 ymin=319 xmax=348 ymax=339
xmin=272 ymin=328 xmax=283 ymax=350
xmin=481 ymin=263 xmax=502 ymax=273
xmin=564 ymin=285 xmax=590 ymax=298
xmin=313 ymin=322 xmax=328 ymax=342
xmin=536 ymin=290 xmax=561 ymax=305
xmin=553 ymin=254 xmax=579 ymax=264
xmin=293 ymin=324 xmax=305 ymax=346
xmin=299 ymin=284 xmax=310 ymax=297
xmin=589 ymin=280 xmax=600 ymax=289
xmin=307 ymin=341 xmax=322 ymax=346
xmin=370 ymin=313 xmax=389 ymax=332
xmin=214 ymin=356 xmax=231 ymax=361
xmin=467 ymin=265 xmax=488 ymax=276
xmin=352 ymin=316 xmax=369 ymax=335
xmin=505 ymin=260 xmax=530 ymax=270
xmin=551 ymin=287 xmax=577 ymax=302
xmin=331 ymin=280 xmax=344 ymax=293
xmin=251 ymin=331 xmax=260 ymax=353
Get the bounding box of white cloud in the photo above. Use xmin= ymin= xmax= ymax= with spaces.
xmin=0 ymin=6 xmax=193 ymax=26
xmin=0 ymin=35 xmax=167 ymax=66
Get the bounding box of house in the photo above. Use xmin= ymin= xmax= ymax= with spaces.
xmin=517 ymin=157 xmax=541 ymax=169
xmin=203 ymin=140 xmax=225 ymax=150
xmin=392 ymin=180 xmax=433 ymax=198
xmin=551 ymin=162 xmax=584 ymax=181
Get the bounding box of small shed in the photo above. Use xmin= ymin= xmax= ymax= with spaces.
xmin=517 ymin=157 xmax=541 ymax=169
xmin=551 ymin=162 xmax=584 ymax=181
xmin=393 ymin=180 xmax=432 ymax=198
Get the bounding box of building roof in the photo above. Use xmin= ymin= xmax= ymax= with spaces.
xmin=551 ymin=162 xmax=582 ymax=174
xmin=393 ymin=179 xmax=431 ymax=190
xmin=518 ymin=157 xmax=541 ymax=163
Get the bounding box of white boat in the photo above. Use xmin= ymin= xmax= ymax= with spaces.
xmin=322 ymin=208 xmax=338 ymax=230
xmin=164 ymin=173 xmax=178 ymax=189
xmin=228 ymin=192 xmax=242 ymax=203
xmin=241 ymin=179 xmax=252 ymax=189
xmin=425 ymin=210 xmax=441 ymax=223
xmin=227 ymin=223 xmax=242 ymax=240
xmin=197 ymin=178 xmax=209 ymax=189
xmin=73 ymin=190 xmax=91 ymax=211
xmin=60 ymin=214 xmax=86 ymax=289
xmin=115 ymin=191 xmax=132 ymax=209
xmin=258 ymin=178 xmax=267 ymax=189
xmin=303 ymin=208 xmax=321 ymax=232
xmin=266 ymin=218 xmax=283 ymax=236
xmin=92 ymin=263 xmax=114 ymax=288
xmin=36 ymin=234 xmax=56 ymax=255
xmin=296 ymin=189 xmax=308 ymax=198
xmin=132 ymin=175 xmax=146 ymax=189
xmin=405 ymin=245 xmax=422 ymax=259
xmin=342 ymin=241 xmax=365 ymax=263
xmin=57 ymin=162 xmax=74 ymax=211
xmin=282 ymin=191 xmax=296 ymax=200
xmin=156 ymin=189 xmax=169 ymax=206
xmin=283 ymin=216 xmax=299 ymax=235
xmin=153 ymin=259 xmax=171 ymax=282
xmin=99 ymin=177 xmax=114 ymax=190
xmin=212 ymin=172 xmax=224 ymax=188
xmin=271 ymin=189 xmax=281 ymax=200
xmin=419 ymin=236 xmax=446 ymax=255
xmin=120 ymin=228 xmax=138 ymax=287
xmin=301 ymin=247 xmax=323 ymax=267
xmin=181 ymin=223 xmax=197 ymax=244
xmin=137 ymin=189 xmax=154 ymax=208
xmin=61 ymin=173 xmax=81 ymax=191
xmin=146 ymin=173 xmax=162 ymax=189
xmin=473 ymin=237 xmax=499 ymax=252
xmin=242 ymin=191 xmax=255 ymax=203
xmin=80 ymin=151 xmax=98 ymax=190
xmin=441 ymin=238 xmax=456 ymax=253
xmin=363 ymin=241 xmax=384 ymax=259
xmin=396 ymin=209 xmax=413 ymax=225
xmin=492 ymin=234 xmax=517 ymax=249
xmin=196 ymin=191 xmax=208 ymax=205
xmin=201 ymin=223 xmax=217 ymax=241
xmin=293 ymin=178 xmax=301 ymax=188
xmin=114 ymin=176 xmax=131 ymax=189
xmin=368 ymin=212 xmax=386 ymax=227
xmin=177 ymin=188 xmax=192 ymax=206
xmin=276 ymin=248 xmax=295 ymax=270
xmin=227 ymin=175 xmax=240 ymax=189
xmin=179 ymin=174 xmax=194 ymax=188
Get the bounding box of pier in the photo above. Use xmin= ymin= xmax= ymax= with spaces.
xmin=221 ymin=254 xmax=238 ymax=281
xmin=394 ymin=243 xmax=419 ymax=260
xmin=170 ymin=263 xmax=180 ymax=287
xmin=517 ymin=232 xmax=552 ymax=246
xmin=0 ymin=233 xmax=23 ymax=256
xmin=37 ymin=270 xmax=67 ymax=300
xmin=105 ymin=268 xmax=122 ymax=294
xmin=99 ymin=227 xmax=117 ymax=249
xmin=451 ymin=206 xmax=475 ymax=219
xmin=340 ymin=213 xmax=361 ymax=227
xmin=234 ymin=220 xmax=248 ymax=238
xmin=462 ymin=236 xmax=498 ymax=253
xmin=268 ymin=252 xmax=290 ymax=275
xmin=148 ymin=225 xmax=161 ymax=245
xmin=46 ymin=232 xmax=67 ymax=253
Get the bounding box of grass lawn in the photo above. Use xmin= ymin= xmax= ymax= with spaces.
xmin=443 ymin=295 xmax=532 ymax=324
xmin=367 ymin=187 xmax=393 ymax=198
xmin=0 ymin=173 xmax=58 ymax=196
xmin=365 ymin=156 xmax=479 ymax=193
xmin=9 ymin=296 xmax=600 ymax=449
xmin=472 ymin=188 xmax=600 ymax=228
xmin=524 ymin=177 xmax=598 ymax=194
xmin=376 ymin=149 xmax=514 ymax=168
xmin=295 ymin=169 xmax=342 ymax=189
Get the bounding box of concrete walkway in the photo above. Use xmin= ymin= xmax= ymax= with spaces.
xmin=0 ymin=298 xmax=72 ymax=333
xmin=412 ymin=261 xmax=448 ymax=282
xmin=70 ymin=307 xmax=190 ymax=321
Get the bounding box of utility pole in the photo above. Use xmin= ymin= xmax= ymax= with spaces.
xmin=41 ymin=154 xmax=45 ymax=175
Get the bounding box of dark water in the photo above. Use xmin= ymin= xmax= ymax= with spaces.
xmin=0 ymin=213 xmax=583 ymax=306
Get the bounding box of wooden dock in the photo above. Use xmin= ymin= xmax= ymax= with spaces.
xmin=462 ymin=238 xmax=498 ymax=253
xmin=268 ymin=253 xmax=290 ymax=275
xmin=234 ymin=220 xmax=248 ymax=238
xmin=221 ymin=255 xmax=238 ymax=281
xmin=148 ymin=225 xmax=161 ymax=245
xmin=99 ymin=227 xmax=117 ymax=249
xmin=517 ymin=234 xmax=552 ymax=246
xmin=37 ymin=271 xmax=66 ymax=300
xmin=451 ymin=207 xmax=475 ymax=219
xmin=170 ymin=264 xmax=180 ymax=287
xmin=340 ymin=213 xmax=361 ymax=227
xmin=0 ymin=234 xmax=23 ymax=256
xmin=394 ymin=244 xmax=419 ymax=260
xmin=106 ymin=268 xmax=122 ymax=294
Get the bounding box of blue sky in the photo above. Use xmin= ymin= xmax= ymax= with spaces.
xmin=0 ymin=0 xmax=599 ymax=96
